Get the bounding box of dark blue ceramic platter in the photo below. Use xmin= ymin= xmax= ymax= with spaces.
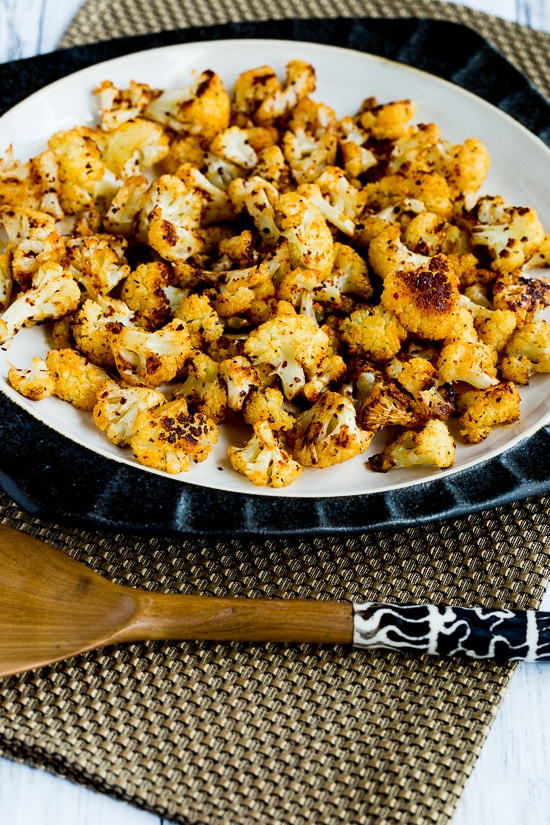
xmin=0 ymin=16 xmax=549 ymax=538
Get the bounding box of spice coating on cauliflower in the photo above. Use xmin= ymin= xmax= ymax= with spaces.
xmin=294 ymin=391 xmax=373 ymax=468
xmin=228 ymin=420 xmax=302 ymax=488
xmin=130 ymin=396 xmax=219 ymax=474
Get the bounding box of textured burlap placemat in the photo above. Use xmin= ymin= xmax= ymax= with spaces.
xmin=0 ymin=1 xmax=550 ymax=824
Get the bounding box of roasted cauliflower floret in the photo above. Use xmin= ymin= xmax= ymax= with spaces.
xmin=277 ymin=191 xmax=335 ymax=275
xmin=93 ymin=379 xmax=165 ymax=445
xmin=103 ymin=175 xmax=150 ymax=236
xmin=130 ymin=396 xmax=219 ymax=474
xmin=173 ymin=350 xmax=228 ymax=422
xmin=7 ymin=356 xmax=55 ymax=401
xmin=108 ymin=318 xmax=191 ymax=387
xmin=293 ymin=391 xmax=373 ymax=468
xmin=144 ymin=69 xmax=231 ymax=140
xmin=458 ymin=382 xmax=521 ymax=443
xmin=71 ymin=295 xmax=137 ymax=368
xmin=381 ymin=254 xmax=460 ymax=339
xmin=367 ymin=223 xmax=432 ymax=280
xmin=242 ymin=386 xmax=296 ymax=432
xmin=437 ymin=339 xmax=498 ymax=389
xmin=102 ymin=117 xmax=169 ymax=179
xmin=120 ymin=261 xmax=175 ymax=330
xmin=470 ymin=197 xmax=545 ymax=273
xmin=363 ymin=171 xmax=453 ymax=219
xmin=0 ymin=206 xmax=65 ymax=291
xmin=389 ymin=122 xmax=490 ymax=197
xmin=244 ymin=306 xmax=330 ymax=400
xmin=492 ymin=271 xmax=550 ymax=324
xmin=62 ymin=233 xmax=130 ymax=297
xmin=339 ymin=305 xmax=408 ymax=363
xmin=231 ymin=65 xmax=282 ymax=121
xmin=369 ymin=418 xmax=456 ymax=472
xmin=48 ymin=127 xmax=121 ymax=213
xmin=174 ymin=292 xmax=224 ymax=349
xmin=46 ymin=348 xmax=111 ymax=411
xmin=386 ymin=356 xmax=457 ymax=421
xmin=357 ymin=379 xmax=415 ymax=432
xmin=0 ymin=148 xmax=63 ymax=218
xmin=227 ymin=419 xmax=302 ymax=488
xmin=359 ymin=97 xmax=417 ymax=141
xmin=254 ymin=60 xmax=316 ymax=126
xmin=218 ymin=355 xmax=261 ymax=411
xmin=0 ymin=262 xmax=81 ymax=344
xmin=500 ymin=319 xmax=550 ymax=384
xmin=136 ymin=174 xmax=204 ymax=262
xmin=94 ymin=79 xmax=161 ymax=130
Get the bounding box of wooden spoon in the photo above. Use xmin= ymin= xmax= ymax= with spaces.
xmin=0 ymin=523 xmax=351 ymax=677
xmin=1 ymin=522 xmax=548 ymax=678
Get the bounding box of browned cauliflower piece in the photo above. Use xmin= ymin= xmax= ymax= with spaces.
xmin=369 ymin=419 xmax=456 ymax=472
xmin=242 ymin=386 xmax=296 ymax=432
xmin=231 ymin=65 xmax=282 ymax=123
xmin=469 ymin=196 xmax=545 ymax=273
xmin=363 ymin=172 xmax=453 ymax=219
xmin=458 ymin=382 xmax=521 ymax=443
xmin=102 ymin=117 xmax=170 ymax=179
xmin=93 ymin=80 xmax=161 ymax=130
xmin=0 ymin=206 xmax=65 ymax=291
xmin=93 ymin=379 xmax=165 ymax=445
xmin=0 ymin=262 xmax=81 ymax=344
xmin=0 ymin=251 xmax=13 ymax=313
xmin=388 ymin=122 xmax=490 ymax=197
xmin=339 ymin=305 xmax=408 ymax=363
xmin=62 ymin=233 xmax=130 ymax=297
xmin=293 ymin=390 xmax=373 ymax=468
xmin=359 ymin=97 xmax=417 ymax=141
xmin=120 ymin=261 xmax=175 ymax=330
xmin=218 ymin=355 xmax=261 ymax=412
xmin=492 ymin=271 xmax=550 ymax=325
xmin=108 ymin=318 xmax=191 ymax=387
xmin=172 ymin=350 xmax=228 ymax=423
xmin=367 ymin=223 xmax=432 ymax=280
xmin=48 ymin=127 xmax=121 ymax=213
xmin=0 ymin=148 xmax=63 ymax=218
xmin=337 ymin=115 xmax=378 ymax=178
xmin=277 ymin=191 xmax=335 ymax=275
xmin=144 ymin=70 xmax=231 ymax=140
xmin=438 ymin=339 xmax=498 ymax=390
xmin=130 ymin=396 xmax=219 ymax=474
xmin=136 ymin=174 xmax=204 ymax=263
xmin=174 ymin=292 xmax=224 ymax=349
xmin=386 ymin=356 xmax=457 ymax=422
xmin=380 ymin=254 xmax=460 ymax=339
xmin=244 ymin=305 xmax=330 ymax=400
xmin=7 ymin=356 xmax=55 ymax=401
xmin=500 ymin=319 xmax=550 ymax=384
xmin=71 ymin=296 xmax=137 ymax=369
xmin=103 ymin=175 xmax=150 ymax=236
xmin=46 ymin=348 xmax=111 ymax=411
xmin=357 ymin=380 xmax=415 ymax=432
xmin=227 ymin=419 xmax=302 ymax=488
xmin=254 ymin=60 xmax=316 ymax=126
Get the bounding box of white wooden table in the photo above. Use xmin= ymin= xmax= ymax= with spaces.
xmin=1 ymin=1 xmax=550 ymax=823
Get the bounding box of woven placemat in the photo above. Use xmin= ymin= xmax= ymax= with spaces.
xmin=0 ymin=1 xmax=549 ymax=824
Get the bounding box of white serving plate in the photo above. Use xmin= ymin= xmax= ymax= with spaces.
xmin=0 ymin=37 xmax=549 ymax=498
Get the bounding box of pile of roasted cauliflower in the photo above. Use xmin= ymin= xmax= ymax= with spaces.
xmin=1 ymin=59 xmax=549 ymax=488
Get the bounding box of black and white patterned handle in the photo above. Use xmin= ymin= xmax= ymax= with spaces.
xmin=353 ymin=602 xmax=550 ymax=662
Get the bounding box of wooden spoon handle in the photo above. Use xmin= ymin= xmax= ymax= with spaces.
xmin=118 ymin=592 xmax=354 ymax=646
